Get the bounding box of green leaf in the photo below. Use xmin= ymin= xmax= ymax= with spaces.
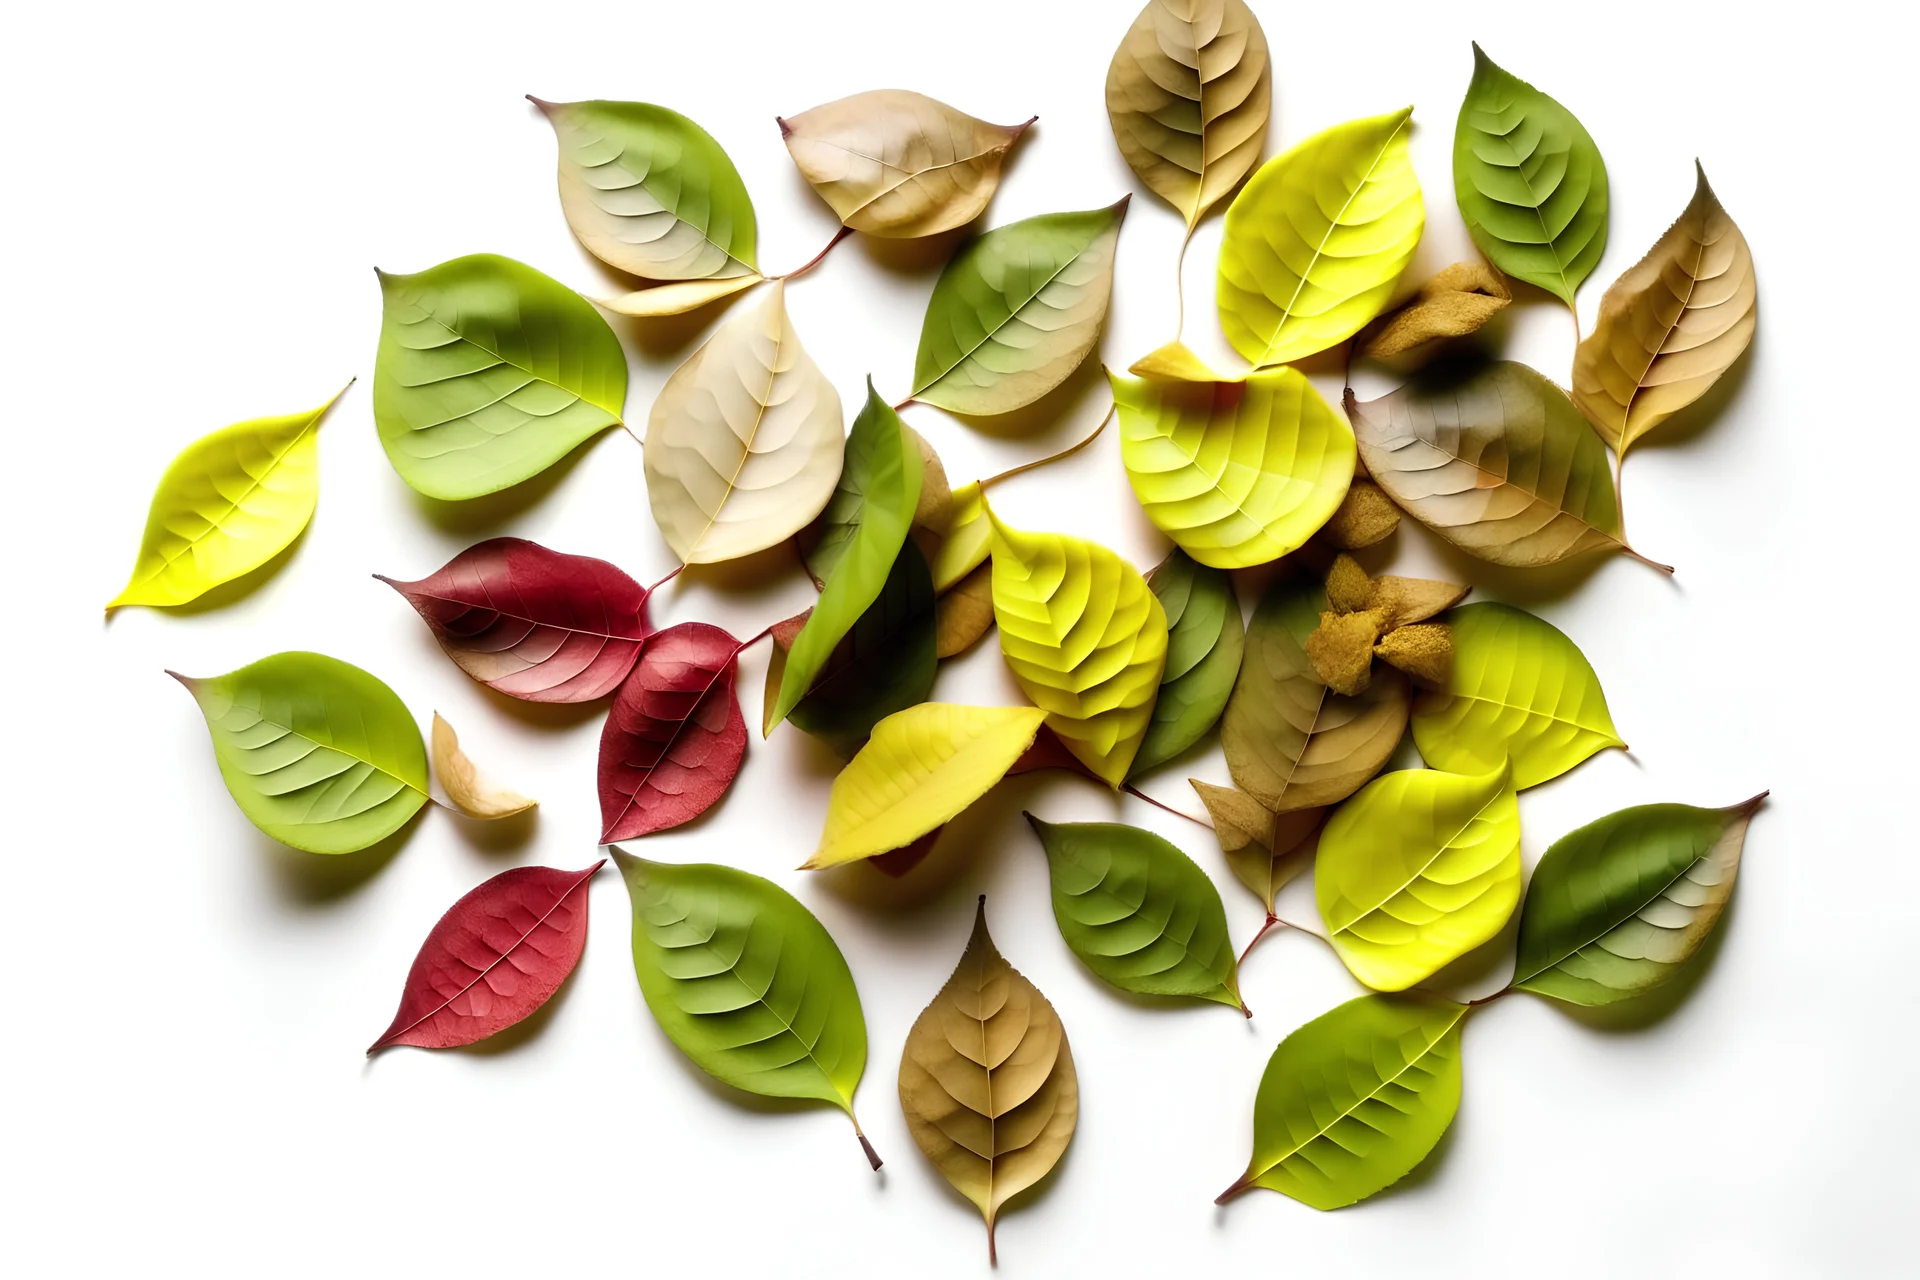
xmin=1025 ymin=815 xmax=1246 ymax=1013
xmin=1514 ymin=795 xmax=1764 ymax=1006
xmin=772 ymin=383 xmax=923 ymax=728
xmin=911 ymin=200 xmax=1129 ymax=416
xmin=1317 ymin=764 xmax=1521 ymax=992
xmin=1220 ymin=993 xmax=1466 ymax=1210
xmin=788 ymin=541 xmax=938 ymax=754
xmin=1453 ymin=44 xmax=1608 ymax=308
xmin=172 ymin=652 xmax=427 ymax=854
xmin=1131 ymin=550 xmax=1243 ymax=774
xmin=1413 ymin=601 xmax=1624 ymax=788
xmin=373 ymin=254 xmax=627 ymax=500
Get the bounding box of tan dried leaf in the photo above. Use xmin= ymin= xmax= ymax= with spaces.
xmin=430 ymin=712 xmax=535 ymax=819
xmin=1319 ymin=479 xmax=1400 ymax=549
xmin=1325 ymin=554 xmax=1374 ymax=614
xmin=1360 ymin=261 xmax=1511 ymax=358
xmin=1306 ymin=609 xmax=1384 ymax=696
xmin=1366 ymin=574 xmax=1469 ymax=629
xmin=594 ymin=275 xmax=762 ymax=317
xmin=1374 ymin=622 xmax=1452 ymax=686
xmin=935 ymin=563 xmax=996 ymax=658
xmin=1191 ymin=780 xmax=1321 ymax=912
xmin=908 ymin=426 xmax=954 ymax=567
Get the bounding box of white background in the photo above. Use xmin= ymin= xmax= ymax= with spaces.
xmin=8 ymin=0 xmax=1911 ymax=1275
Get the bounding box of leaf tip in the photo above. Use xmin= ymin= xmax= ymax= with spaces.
xmin=775 ymin=115 xmax=792 ymax=137
xmin=164 ymin=668 xmax=197 ymax=690
xmin=1732 ymin=790 xmax=1770 ymax=816
xmin=525 ymin=93 xmax=556 ymax=113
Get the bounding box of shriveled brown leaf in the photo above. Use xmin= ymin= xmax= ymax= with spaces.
xmin=430 ymin=712 xmax=536 ymax=819
xmin=1191 ymin=780 xmax=1321 ymax=912
xmin=1367 ymin=574 xmax=1469 ymax=629
xmin=1319 ymin=479 xmax=1400 ymax=549
xmin=1306 ymin=609 xmax=1384 ymax=696
xmin=1375 ymin=622 xmax=1452 ymax=686
xmin=935 ymin=563 xmax=996 ymax=658
xmin=1360 ymin=261 xmax=1511 ymax=358
xmin=1325 ymin=554 xmax=1374 ymax=614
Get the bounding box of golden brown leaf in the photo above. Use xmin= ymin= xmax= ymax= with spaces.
xmin=935 ymin=563 xmax=996 ymax=658
xmin=1366 ymin=574 xmax=1469 ymax=629
xmin=1319 ymin=479 xmax=1400 ymax=549
xmin=1325 ymin=554 xmax=1373 ymax=614
xmin=1359 ymin=261 xmax=1511 ymax=358
xmin=1306 ymin=609 xmax=1384 ymax=696
xmin=430 ymin=712 xmax=535 ymax=819
xmin=1190 ymin=780 xmax=1321 ymax=912
xmin=907 ymin=426 xmax=954 ymax=567
xmin=1375 ymin=622 xmax=1452 ymax=685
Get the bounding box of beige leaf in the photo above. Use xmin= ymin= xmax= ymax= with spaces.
xmin=907 ymin=426 xmax=954 ymax=567
xmin=935 ymin=563 xmax=996 ymax=657
xmin=779 ymin=90 xmax=1033 ymax=238
xmin=1359 ymin=261 xmax=1511 ymax=358
xmin=1191 ymin=780 xmax=1321 ymax=912
xmin=644 ymin=282 xmax=845 ymax=564
xmin=1367 ymin=575 xmax=1469 ymax=630
xmin=1573 ymin=163 xmax=1757 ymax=455
xmin=595 ymin=275 xmax=761 ymax=317
xmin=430 ymin=713 xmax=535 ymax=819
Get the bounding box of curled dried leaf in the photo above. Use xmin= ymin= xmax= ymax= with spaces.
xmin=1324 ymin=554 xmax=1374 ymax=614
xmin=1367 ymin=575 xmax=1470 ymax=629
xmin=1306 ymin=610 xmax=1384 ymax=696
xmin=430 ymin=713 xmax=535 ymax=819
xmin=1319 ymin=479 xmax=1400 ymax=549
xmin=595 ymin=276 xmax=762 ymax=318
xmin=935 ymin=563 xmax=996 ymax=658
xmin=1374 ymin=623 xmax=1452 ymax=686
xmin=1191 ymin=780 xmax=1321 ymax=912
xmin=1359 ymin=261 xmax=1511 ymax=357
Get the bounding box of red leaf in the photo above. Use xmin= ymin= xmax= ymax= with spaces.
xmin=377 ymin=537 xmax=652 ymax=703
xmin=598 ymin=622 xmax=747 ymax=841
xmin=368 ymin=861 xmax=602 ymax=1054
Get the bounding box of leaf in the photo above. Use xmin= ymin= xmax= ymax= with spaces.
xmin=531 ymin=97 xmax=757 ymax=280
xmin=1113 ymin=366 xmax=1355 ymax=569
xmin=430 ymin=713 xmax=535 ymax=819
xmin=788 ymin=543 xmax=939 ymax=753
xmin=911 ymin=200 xmax=1129 ymax=416
xmin=1128 ymin=340 xmax=1234 ymax=381
xmin=907 ymin=426 xmax=955 ymax=565
xmin=1132 ymin=550 xmax=1243 ymax=774
xmin=1218 ymin=993 xmax=1466 ymax=1210
xmin=805 ymin=703 xmax=1045 ymax=869
xmin=815 ymin=423 xmax=952 ymax=584
xmin=108 ymin=386 xmax=347 ymax=610
xmin=1412 ymin=601 xmax=1624 ymax=788
xmin=899 ymin=898 xmax=1077 ymax=1263
xmin=1025 ymin=815 xmax=1246 ymax=1012
xmin=597 ymin=622 xmax=747 ymax=842
xmin=1191 ymin=781 xmax=1322 ymax=912
xmin=1221 ymin=576 xmax=1408 ymax=813
xmin=1105 ymin=0 xmax=1271 ymax=229
xmin=1453 ymin=44 xmax=1608 ymax=308
xmin=594 ymin=275 xmax=763 ymax=317
xmin=928 ymin=480 xmax=991 ymax=592
xmin=377 ymin=537 xmax=652 ymax=704
xmin=1514 ymin=794 xmax=1764 ymax=1006
xmin=1316 ymin=764 xmax=1522 ymax=991
xmin=612 ymin=852 xmax=880 ymax=1169
xmin=936 ymin=562 xmax=996 ymax=658
xmin=1572 ymin=163 xmax=1757 ymax=456
xmin=1359 ymin=261 xmax=1512 ymax=358
xmin=1217 ymin=108 xmax=1425 ymax=368
xmin=779 ymin=89 xmax=1033 ymax=238
xmin=644 ymin=282 xmax=845 ymax=564
xmin=172 ymin=652 xmax=427 ymax=854
xmin=368 ymin=861 xmax=598 ymax=1053
xmin=987 ymin=510 xmax=1169 ymax=787
xmin=373 ymin=254 xmax=627 ymax=500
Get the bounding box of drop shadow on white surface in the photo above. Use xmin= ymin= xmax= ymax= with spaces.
xmin=475 ymin=682 xmax=608 ymax=731
xmin=258 ymin=811 xmax=421 ymax=905
xmin=445 ymin=804 xmax=540 ymax=857
xmin=605 ymin=290 xmax=752 ymax=363
xmin=678 ymin=538 xmax=807 ymax=597
xmin=402 ymin=431 xmax=617 ymax=539
xmin=104 ymin=524 xmax=313 ymax=621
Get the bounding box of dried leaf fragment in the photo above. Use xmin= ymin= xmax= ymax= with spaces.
xmin=1319 ymin=480 xmax=1400 ymax=549
xmin=1374 ymin=623 xmax=1452 ymax=685
xmin=1367 ymin=575 xmax=1469 ymax=630
xmin=1305 ymin=609 xmax=1384 ymax=695
xmin=430 ymin=713 xmax=536 ymax=819
xmin=1360 ymin=261 xmax=1511 ymax=357
xmin=1191 ymin=780 xmax=1321 ymax=912
xmin=1324 ymin=554 xmax=1374 ymax=614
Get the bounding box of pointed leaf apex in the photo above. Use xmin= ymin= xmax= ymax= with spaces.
xmin=164 ymin=668 xmax=197 ymax=690
xmin=1109 ymin=192 xmax=1133 ymax=217
xmin=526 ymin=94 xmax=558 ymax=114
xmin=1731 ymin=790 xmax=1770 ymax=816
xmin=776 ymin=115 xmax=792 ymax=138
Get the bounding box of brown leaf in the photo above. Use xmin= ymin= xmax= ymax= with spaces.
xmin=935 ymin=563 xmax=996 ymax=658
xmin=759 ymin=609 xmax=812 ymax=738
xmin=1375 ymin=622 xmax=1452 ymax=685
xmin=1305 ymin=609 xmax=1384 ymax=695
xmin=908 ymin=426 xmax=954 ymax=567
xmin=1325 ymin=554 xmax=1373 ymax=614
xmin=1319 ymin=478 xmax=1400 ymax=549
xmin=1360 ymin=261 xmax=1511 ymax=358
xmin=1366 ymin=574 xmax=1469 ymax=630
xmin=1190 ymin=780 xmax=1322 ymax=912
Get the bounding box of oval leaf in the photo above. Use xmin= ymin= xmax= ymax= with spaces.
xmin=787 ymin=543 xmax=939 ymax=753
xmin=597 ymin=622 xmax=746 ymax=842
xmin=430 ymin=713 xmax=535 ymax=819
xmin=1190 ymin=781 xmax=1322 ymax=913
xmin=172 ymin=651 xmax=427 ymax=854
xmin=935 ymin=561 xmax=996 ymax=658
xmin=1132 ymin=550 xmax=1243 ymax=774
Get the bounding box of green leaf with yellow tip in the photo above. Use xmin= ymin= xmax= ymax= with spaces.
xmin=928 ymin=480 xmax=991 ymax=593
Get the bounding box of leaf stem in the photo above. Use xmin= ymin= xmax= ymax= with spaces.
xmin=981 ymin=396 xmax=1116 ymax=490
xmin=850 ymin=1115 xmax=883 ymax=1171
xmin=1173 ymin=227 xmax=1194 ymax=341
xmin=772 ymin=225 xmax=853 ymax=281
xmin=1237 ymin=915 xmax=1281 ymax=967
xmin=1619 ymin=543 xmax=1673 ymax=575
xmin=1214 ymin=1173 xmax=1254 ymax=1205
xmin=1122 ymin=782 xmax=1212 ymax=828
xmin=646 ymin=564 xmax=684 ymax=594
xmin=892 ymin=396 xmax=916 ymax=413
xmin=1465 ymin=988 xmax=1511 ymax=1008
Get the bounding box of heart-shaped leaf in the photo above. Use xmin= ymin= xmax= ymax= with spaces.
xmin=373 ymin=254 xmax=627 ymax=500
xmin=109 ymin=385 xmax=348 ymax=610
xmin=172 ymin=652 xmax=427 ymax=854
xmin=1113 ymin=366 xmax=1354 ymax=569
xmin=1218 ymin=993 xmax=1466 ymax=1210
xmin=1359 ymin=261 xmax=1512 ymax=358
xmin=786 ymin=543 xmax=938 ymax=753
xmin=779 ymin=89 xmax=1032 ymax=238
xmin=1514 ymin=794 xmax=1764 ymax=1006
xmin=987 ymin=510 xmax=1169 ymax=787
xmin=900 ymin=898 xmax=1077 ymax=1264
xmin=597 ymin=622 xmax=747 ymax=842
xmin=1413 ymin=601 xmax=1623 ymax=788
xmin=644 ymin=281 xmax=845 ymax=564
xmin=1453 ymin=44 xmax=1608 ymax=309
xmin=911 ymin=200 xmax=1129 ymax=416
xmin=1191 ymin=781 xmax=1322 ymax=913
xmin=368 ymin=861 xmax=599 ymax=1053
xmin=1105 ymin=0 xmax=1271 ymax=230
xmin=1025 ymin=816 xmax=1247 ymax=1013
xmin=928 ymin=480 xmax=991 ymax=591
xmin=935 ymin=562 xmax=996 ymax=657
xmin=377 ymin=537 xmax=652 ymax=704
xmin=1217 ymin=108 xmax=1424 ymax=367
xmin=1132 ymin=550 xmax=1243 ymax=774
xmin=430 ymin=713 xmax=535 ymax=819
xmin=1316 ymin=764 xmax=1522 ymax=991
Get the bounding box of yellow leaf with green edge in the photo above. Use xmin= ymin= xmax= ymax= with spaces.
xmin=109 ymin=386 xmax=348 ymax=610
xmin=987 ymin=509 xmax=1169 ymax=787
xmin=1413 ymin=602 xmax=1623 ymax=788
xmin=928 ymin=480 xmax=991 ymax=593
xmin=1217 ymin=108 xmax=1424 ymax=368
xmin=804 ymin=703 xmax=1045 ymax=869
xmin=1113 ymin=366 xmax=1354 ymax=569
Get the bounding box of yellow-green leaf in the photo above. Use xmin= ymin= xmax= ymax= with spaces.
xmin=928 ymin=480 xmax=991 ymax=593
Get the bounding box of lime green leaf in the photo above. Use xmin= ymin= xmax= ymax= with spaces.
xmin=109 ymin=386 xmax=347 ymax=610
xmin=531 ymin=97 xmax=757 ymax=280
xmin=1453 ymin=44 xmax=1608 ymax=308
xmin=1220 ymin=994 xmax=1466 ymax=1210
xmin=1413 ymin=602 xmax=1623 ymax=788
xmin=374 ymin=254 xmax=627 ymax=500
xmin=1217 ymin=109 xmax=1424 ymax=368
xmin=1113 ymin=366 xmax=1354 ymax=568
xmin=1514 ymin=794 xmax=1764 ymax=1006
xmin=1132 ymin=551 xmax=1243 ymax=774
xmin=1026 ymin=816 xmax=1246 ymax=1012
xmin=1317 ymin=764 xmax=1521 ymax=991
xmin=987 ymin=509 xmax=1169 ymax=787
xmin=788 ymin=541 xmax=938 ymax=754
xmin=911 ymin=200 xmax=1129 ymax=416
xmin=804 ymin=703 xmax=1046 ymax=868
xmin=928 ymin=480 xmax=991 ymax=592
xmin=172 ymin=652 xmax=427 ymax=854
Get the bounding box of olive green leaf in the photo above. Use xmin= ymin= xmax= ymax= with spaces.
xmin=1112 ymin=367 xmax=1355 ymax=569
xmin=1132 ymin=550 xmax=1243 ymax=774
xmin=1413 ymin=602 xmax=1624 ymax=788
xmin=929 ymin=480 xmax=991 ymax=591
xmin=171 ymin=652 xmax=428 ymax=854
xmin=612 ymin=852 xmax=880 ymax=1168
xmin=1191 ymin=782 xmax=1322 ymax=913
xmin=1217 ymin=109 xmax=1424 ymax=367
xmin=1025 ymin=815 xmax=1246 ymax=1013
xmin=804 ymin=403 xmax=932 ymax=585
xmin=911 ymin=200 xmax=1129 ymax=416
xmin=373 ymin=254 xmax=627 ymax=500
xmin=1317 ymin=764 xmax=1521 ymax=992
xmin=1453 ymin=44 xmax=1608 ymax=309
xmin=1514 ymin=794 xmax=1765 ymax=1006
xmin=1218 ymin=993 xmax=1467 ymax=1210
xmin=787 ymin=542 xmax=938 ymax=754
